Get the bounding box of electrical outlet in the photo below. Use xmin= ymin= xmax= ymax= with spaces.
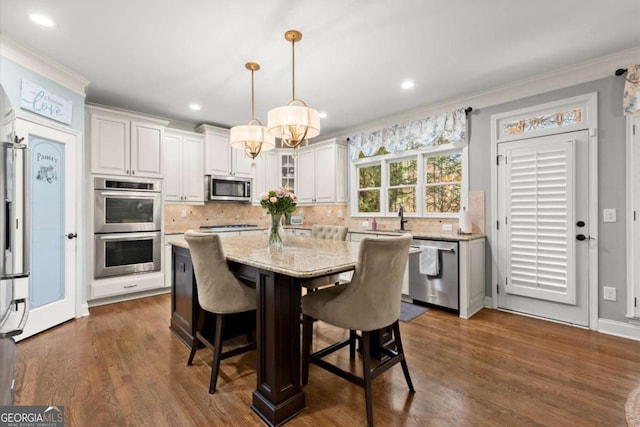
xmin=603 ymin=208 xmax=617 ymax=223
xmin=362 ymin=220 xmax=370 ymax=227
xmin=603 ymin=286 xmax=617 ymax=301
xmin=180 ymin=209 xmax=187 ymax=218
xmin=326 ymin=210 xmax=332 ymax=217
xmin=337 ymin=210 xmax=344 ymax=218
xmin=442 ymin=223 xmax=453 ymax=231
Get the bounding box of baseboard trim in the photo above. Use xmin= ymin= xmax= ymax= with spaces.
xmin=77 ymin=302 xmax=90 ymax=318
xmin=88 ymin=287 xmax=170 ymax=308
xmin=597 ymin=318 xmax=640 ymax=342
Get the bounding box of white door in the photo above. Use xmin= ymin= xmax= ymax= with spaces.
xmin=497 ymin=130 xmax=590 ymax=326
xmin=633 ymin=115 xmax=640 ymax=317
xmin=14 ymin=119 xmax=77 ymax=340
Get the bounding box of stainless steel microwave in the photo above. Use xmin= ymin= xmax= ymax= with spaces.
xmin=205 ymin=175 xmax=252 ymax=202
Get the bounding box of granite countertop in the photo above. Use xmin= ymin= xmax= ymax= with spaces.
xmin=167 ymin=226 xmax=484 ymax=241
xmin=171 ymin=234 xmax=420 ymax=278
xmin=347 ymin=229 xmax=485 ymax=241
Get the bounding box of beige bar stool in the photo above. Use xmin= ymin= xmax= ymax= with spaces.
xmin=184 ymin=230 xmax=256 ymax=394
xmin=301 ymin=234 xmax=415 ymax=427
xmin=300 ymin=224 xmax=349 ymax=290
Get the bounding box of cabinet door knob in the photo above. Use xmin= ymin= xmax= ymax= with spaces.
xmin=126 ymin=169 xmax=129 ymax=174
xmin=132 ymin=170 xmax=135 ymax=175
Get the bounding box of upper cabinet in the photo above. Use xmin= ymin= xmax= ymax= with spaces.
xmin=252 ymin=150 xmax=279 ymax=204
xmin=164 ymin=129 xmax=204 ymax=203
xmin=280 ymin=152 xmax=296 ymax=193
xmin=295 ymin=138 xmax=347 ymax=205
xmin=87 ymin=106 xmax=168 ymax=178
xmin=197 ymin=124 xmax=253 ymax=178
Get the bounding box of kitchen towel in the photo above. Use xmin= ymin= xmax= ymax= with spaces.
xmin=419 ymin=247 xmax=440 ymax=276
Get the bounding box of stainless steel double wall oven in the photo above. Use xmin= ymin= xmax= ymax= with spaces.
xmin=93 ymin=177 xmax=162 ymax=278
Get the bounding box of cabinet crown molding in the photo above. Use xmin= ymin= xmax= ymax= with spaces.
xmin=86 ymin=104 xmax=169 ymax=126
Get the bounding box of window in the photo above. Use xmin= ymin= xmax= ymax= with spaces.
xmin=351 ymin=146 xmax=466 ymax=217
xmin=503 ymin=107 xmax=583 ymax=136
xmin=388 ymin=159 xmax=417 ymax=213
xmin=425 ymin=154 xmax=462 ymax=213
xmin=357 ymin=164 xmax=381 ymax=213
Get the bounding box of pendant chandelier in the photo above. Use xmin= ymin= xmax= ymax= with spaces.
xmin=230 ymin=62 xmax=275 ymax=160
xmin=267 ymin=30 xmax=320 ymax=150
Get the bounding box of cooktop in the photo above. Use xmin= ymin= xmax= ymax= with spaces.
xmin=199 ymin=224 xmax=258 ymax=230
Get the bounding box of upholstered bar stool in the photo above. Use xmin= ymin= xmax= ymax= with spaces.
xmin=184 ymin=230 xmax=256 ymax=394
xmin=301 ymin=234 xmax=415 ymax=427
xmin=300 ymin=224 xmax=349 ymax=290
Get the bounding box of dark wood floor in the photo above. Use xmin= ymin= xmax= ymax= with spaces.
xmin=13 ymin=294 xmax=640 ymax=426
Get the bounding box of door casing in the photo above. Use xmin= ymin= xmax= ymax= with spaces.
xmin=490 ymin=92 xmax=599 ymax=329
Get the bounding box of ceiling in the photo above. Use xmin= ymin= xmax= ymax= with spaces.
xmin=1 ymin=0 xmax=640 ymax=137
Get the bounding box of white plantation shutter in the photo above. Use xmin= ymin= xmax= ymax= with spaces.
xmin=504 ymin=141 xmax=576 ymax=304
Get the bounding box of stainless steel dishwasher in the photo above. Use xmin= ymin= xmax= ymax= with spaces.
xmin=409 ymin=239 xmax=459 ymax=312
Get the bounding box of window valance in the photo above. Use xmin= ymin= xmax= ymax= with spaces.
xmin=623 ymin=64 xmax=640 ymax=115
xmin=348 ymin=107 xmax=467 ymax=160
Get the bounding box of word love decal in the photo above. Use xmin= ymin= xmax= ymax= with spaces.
xmin=21 ymin=80 xmax=73 ymax=125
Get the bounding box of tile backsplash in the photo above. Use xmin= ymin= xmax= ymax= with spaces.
xmin=165 ymin=191 xmax=485 ymax=235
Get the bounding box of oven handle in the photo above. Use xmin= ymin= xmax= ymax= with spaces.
xmin=98 ymin=232 xmax=160 ymax=241
xmin=98 ymin=191 xmax=160 ymax=198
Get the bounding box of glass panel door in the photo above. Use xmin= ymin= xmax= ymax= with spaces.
xmin=30 ymin=135 xmax=65 ymax=308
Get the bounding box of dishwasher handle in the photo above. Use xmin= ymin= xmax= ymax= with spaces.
xmin=411 ymin=245 xmax=455 ymax=253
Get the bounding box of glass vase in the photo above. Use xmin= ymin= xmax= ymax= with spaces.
xmin=268 ymin=213 xmax=284 ymax=251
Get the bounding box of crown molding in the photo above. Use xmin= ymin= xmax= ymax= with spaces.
xmin=86 ymin=103 xmax=169 ymax=126
xmin=327 ymin=45 xmax=640 ymax=140
xmin=0 ymin=34 xmax=89 ymax=96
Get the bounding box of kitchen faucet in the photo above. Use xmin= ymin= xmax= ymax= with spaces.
xmin=398 ymin=204 xmax=408 ymax=230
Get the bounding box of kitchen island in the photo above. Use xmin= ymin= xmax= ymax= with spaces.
xmin=171 ymin=234 xmax=407 ymax=426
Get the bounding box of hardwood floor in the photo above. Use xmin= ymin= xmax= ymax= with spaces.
xmin=13 ymin=294 xmax=640 ymax=426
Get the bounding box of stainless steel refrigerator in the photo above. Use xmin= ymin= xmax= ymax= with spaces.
xmin=0 ymin=137 xmax=30 ymax=337
xmin=0 ymin=136 xmax=29 ymax=405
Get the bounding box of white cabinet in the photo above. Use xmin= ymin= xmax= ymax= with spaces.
xmin=348 ymin=232 xmax=377 ymax=242
xmin=88 ymin=106 xmax=167 ymax=178
xmin=280 ymin=152 xmax=296 ymax=192
xmin=239 ymin=229 xmax=267 ymax=236
xmin=459 ymin=238 xmax=486 ymax=319
xmin=295 ymin=138 xmax=347 ymax=205
xmin=285 ymin=228 xmax=311 ymax=237
xmin=198 ymin=124 xmax=253 ymax=178
xmin=164 ymin=130 xmax=204 ymax=203
xmin=252 ymin=151 xmax=279 ymax=204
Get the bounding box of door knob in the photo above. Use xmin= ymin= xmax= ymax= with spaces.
xmin=67 ymin=233 xmax=78 ymax=239
xmin=576 ymin=234 xmax=594 ymax=241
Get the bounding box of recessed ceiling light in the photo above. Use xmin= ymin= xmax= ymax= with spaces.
xmin=401 ymin=80 xmax=415 ymax=90
xmin=189 ymin=104 xmax=201 ymax=111
xmin=29 ymin=13 xmax=54 ymax=27
xmin=319 ymin=112 xmax=327 ymax=119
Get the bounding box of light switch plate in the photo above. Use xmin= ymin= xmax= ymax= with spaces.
xmin=603 ymin=286 xmax=616 ymax=301
xmin=603 ymin=208 xmax=616 ymax=223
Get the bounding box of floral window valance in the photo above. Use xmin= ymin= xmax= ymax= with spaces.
xmin=623 ymin=64 xmax=640 ymax=115
xmin=348 ymin=108 xmax=467 ymax=160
